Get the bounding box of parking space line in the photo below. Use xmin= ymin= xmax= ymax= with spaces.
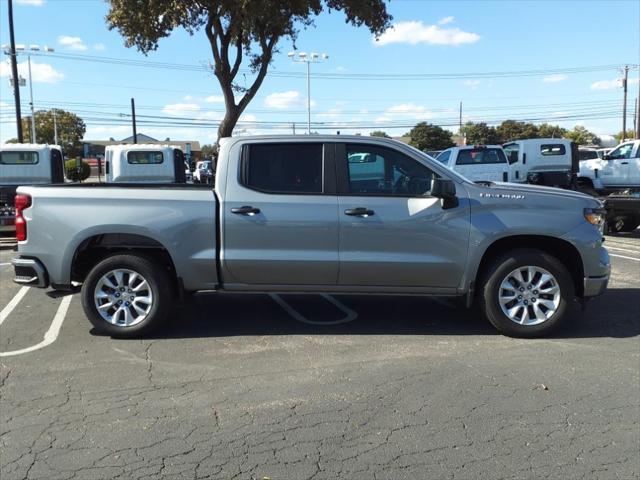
xmin=605 ymin=245 xmax=640 ymax=255
xmin=0 ymin=295 xmax=72 ymax=357
xmin=269 ymin=293 xmax=358 ymax=325
xmin=609 ymin=253 xmax=640 ymax=262
xmin=0 ymin=286 xmax=29 ymax=326
xmin=0 ymin=262 xmax=11 ymax=266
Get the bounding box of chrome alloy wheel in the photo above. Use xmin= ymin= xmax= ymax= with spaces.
xmin=93 ymin=269 xmax=153 ymax=327
xmin=498 ymin=266 xmax=561 ymax=326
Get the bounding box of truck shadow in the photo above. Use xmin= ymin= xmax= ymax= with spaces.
xmin=137 ymin=287 xmax=639 ymax=340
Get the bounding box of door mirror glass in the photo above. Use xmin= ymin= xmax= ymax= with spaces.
xmin=602 ymin=154 xmax=611 ymax=160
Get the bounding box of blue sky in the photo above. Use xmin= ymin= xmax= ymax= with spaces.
xmin=1 ymin=0 xmax=639 ymax=145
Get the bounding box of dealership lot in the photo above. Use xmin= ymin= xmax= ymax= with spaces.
xmin=0 ymin=234 xmax=638 ymax=480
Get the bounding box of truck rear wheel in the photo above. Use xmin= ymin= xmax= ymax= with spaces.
xmin=479 ymin=249 xmax=574 ymax=338
xmin=608 ymin=215 xmax=640 ymax=233
xmin=81 ymin=254 xmax=172 ymax=337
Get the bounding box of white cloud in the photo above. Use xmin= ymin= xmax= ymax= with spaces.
xmin=462 ymin=79 xmax=481 ymax=89
xmin=205 ymin=95 xmax=224 ymax=103
xmin=438 ymin=16 xmax=455 ymax=25
xmin=264 ymin=90 xmax=313 ymax=109
xmin=590 ymin=77 xmax=638 ymax=90
xmin=375 ymin=21 xmax=480 ymax=46
xmin=16 ymin=0 xmax=44 ymax=5
xmin=542 ymin=74 xmax=568 ymax=83
xmin=375 ymin=103 xmax=434 ymax=124
xmin=162 ymin=103 xmax=200 ymax=116
xmin=58 ymin=35 xmax=88 ymax=51
xmin=0 ymin=60 xmax=64 ymax=83
xmin=93 ymin=43 xmax=106 ymax=51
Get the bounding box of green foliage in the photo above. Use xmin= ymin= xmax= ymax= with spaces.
xmin=615 ymin=130 xmax=636 ymax=142
xmin=106 ymin=0 xmax=392 ymax=139
xmin=496 ymin=120 xmax=540 ymax=142
xmin=406 ymin=122 xmax=455 ymax=151
xmin=65 ymin=159 xmax=91 ymax=182
xmin=201 ymin=144 xmax=218 ymax=158
xmin=22 ymin=109 xmax=86 ymax=157
xmin=537 ymin=123 xmax=567 ymax=139
xmin=370 ymin=131 xmax=391 ymax=138
xmin=565 ymin=126 xmax=600 ymax=146
xmin=461 ymin=122 xmax=501 ymax=145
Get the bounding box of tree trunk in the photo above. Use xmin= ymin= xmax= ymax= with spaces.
xmin=218 ymin=105 xmax=240 ymax=139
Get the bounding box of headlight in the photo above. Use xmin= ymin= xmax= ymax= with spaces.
xmin=584 ymin=207 xmax=606 ymax=229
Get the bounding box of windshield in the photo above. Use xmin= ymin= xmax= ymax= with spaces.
xmin=579 ymin=150 xmax=599 ymax=160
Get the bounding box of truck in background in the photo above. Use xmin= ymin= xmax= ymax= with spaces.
xmin=436 ymin=145 xmax=510 ymax=183
xmin=104 ymin=144 xmax=188 ymax=184
xmin=0 ymin=144 xmax=65 ymax=234
xmin=502 ymin=138 xmax=578 ymax=187
xmin=577 ymin=140 xmax=640 ymax=232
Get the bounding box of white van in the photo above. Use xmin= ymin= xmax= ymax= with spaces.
xmin=436 ymin=145 xmax=510 ymax=183
xmin=502 ymin=138 xmax=578 ymax=187
xmin=104 ymin=144 xmax=187 ymax=183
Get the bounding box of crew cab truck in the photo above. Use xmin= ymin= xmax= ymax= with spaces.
xmin=12 ymin=136 xmax=610 ymax=339
xmin=503 ymin=138 xmax=578 ymax=187
xmin=436 ymin=145 xmax=510 ymax=183
xmin=577 ymin=140 xmax=640 ymax=232
xmin=104 ymin=144 xmax=187 ymax=183
xmin=0 ymin=143 xmax=64 ymax=233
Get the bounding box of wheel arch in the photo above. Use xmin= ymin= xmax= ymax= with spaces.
xmin=474 ymin=235 xmax=585 ymax=298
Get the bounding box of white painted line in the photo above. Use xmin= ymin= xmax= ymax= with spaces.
xmin=0 ymin=262 xmax=11 ymax=266
xmin=0 ymin=286 xmax=29 ymax=326
xmin=269 ymin=293 xmax=358 ymax=325
xmin=605 ymin=245 xmax=640 ymax=255
xmin=0 ymin=295 xmax=72 ymax=357
xmin=609 ymin=253 xmax=640 ymax=262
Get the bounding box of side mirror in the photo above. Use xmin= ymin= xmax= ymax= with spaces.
xmin=602 ymin=154 xmax=611 ymax=160
xmin=431 ymin=177 xmax=456 ymax=198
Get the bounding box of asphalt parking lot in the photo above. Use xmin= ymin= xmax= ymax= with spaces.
xmin=0 ymin=233 xmax=638 ymax=480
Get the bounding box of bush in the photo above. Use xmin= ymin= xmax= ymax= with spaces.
xmin=65 ymin=159 xmax=91 ymax=182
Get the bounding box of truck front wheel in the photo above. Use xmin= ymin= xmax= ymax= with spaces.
xmin=81 ymin=254 xmax=172 ymax=337
xmin=479 ymin=249 xmax=574 ymax=338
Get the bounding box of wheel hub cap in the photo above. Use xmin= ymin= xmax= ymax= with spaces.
xmin=498 ymin=266 xmax=561 ymax=326
xmin=94 ymin=269 xmax=153 ymax=327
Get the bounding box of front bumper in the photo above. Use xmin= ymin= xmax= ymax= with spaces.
xmin=584 ymin=275 xmax=609 ymax=297
xmin=12 ymin=257 xmax=49 ymax=288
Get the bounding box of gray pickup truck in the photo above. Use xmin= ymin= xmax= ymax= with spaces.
xmin=12 ymin=135 xmax=610 ymax=338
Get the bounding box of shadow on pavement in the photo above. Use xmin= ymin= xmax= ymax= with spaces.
xmin=114 ymin=287 xmax=640 ymax=341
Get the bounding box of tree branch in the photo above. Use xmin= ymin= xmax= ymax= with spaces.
xmin=229 ymin=36 xmax=243 ymax=81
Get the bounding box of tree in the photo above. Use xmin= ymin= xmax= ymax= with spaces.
xmin=406 ymin=122 xmax=455 ymax=151
xmin=21 ymin=109 xmax=86 ymax=157
xmin=565 ymin=126 xmax=600 ymax=145
xmin=201 ymin=144 xmax=217 ymax=158
xmin=537 ymin=123 xmax=567 ymax=139
xmin=106 ymin=1 xmax=391 ymax=140
xmin=460 ymin=122 xmax=500 ymax=145
xmin=496 ymin=120 xmax=539 ymax=142
xmin=370 ymin=130 xmax=391 ymax=138
xmin=615 ymin=130 xmax=636 ymax=142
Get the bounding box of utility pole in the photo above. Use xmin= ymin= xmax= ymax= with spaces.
xmin=459 ymin=101 xmax=463 ymax=145
xmin=634 ymin=98 xmax=638 ymax=140
xmin=7 ymin=0 xmax=23 ymax=143
xmin=636 ymin=73 xmax=640 ymax=138
xmin=53 ymin=109 xmax=58 ymax=145
xmin=131 ymin=98 xmax=137 ymax=143
xmin=292 ymin=122 xmax=296 ymax=135
xmin=27 ymin=54 xmax=36 ymax=142
xmin=622 ymin=65 xmax=629 ymax=140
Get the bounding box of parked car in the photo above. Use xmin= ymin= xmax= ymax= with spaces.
xmin=104 ymin=144 xmax=187 ymax=183
xmin=436 ymin=145 xmax=510 ymax=183
xmin=184 ymin=161 xmax=193 ymax=183
xmin=194 ymin=160 xmax=214 ymax=184
xmin=578 ymin=140 xmax=640 ymax=232
xmin=502 ymin=138 xmax=578 ymax=187
xmin=0 ymin=143 xmax=65 ymax=234
xmin=12 ymin=135 xmax=609 ymax=339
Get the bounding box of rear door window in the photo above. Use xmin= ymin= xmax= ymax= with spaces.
xmin=540 ymin=144 xmax=566 ymax=156
xmin=436 ymin=150 xmax=451 ymax=164
xmin=0 ymin=151 xmax=39 ymax=164
xmin=243 ymin=143 xmax=323 ymax=194
xmin=455 ymin=148 xmax=507 ymax=165
xmin=127 ymin=151 xmax=164 ymax=164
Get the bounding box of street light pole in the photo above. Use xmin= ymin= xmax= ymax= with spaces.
xmin=27 ymin=54 xmax=35 ymax=142
xmin=289 ymin=51 xmax=329 ymax=135
xmin=7 ymin=0 xmax=23 ymax=142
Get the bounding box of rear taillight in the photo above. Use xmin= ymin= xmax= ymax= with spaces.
xmin=15 ymin=194 xmax=31 ymax=241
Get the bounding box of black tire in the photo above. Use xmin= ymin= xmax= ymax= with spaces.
xmin=81 ymin=254 xmax=173 ymax=338
xmin=479 ymin=249 xmax=575 ymax=338
xmin=608 ymin=216 xmax=639 ymax=233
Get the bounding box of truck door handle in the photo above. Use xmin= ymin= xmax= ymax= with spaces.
xmin=621 ymin=162 xmax=629 ymax=165
xmin=231 ymin=206 xmax=261 ymax=215
xmin=344 ymin=207 xmax=375 ymax=217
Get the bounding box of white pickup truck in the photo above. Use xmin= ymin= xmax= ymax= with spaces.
xmin=436 ymin=145 xmax=510 ymax=183
xmin=104 ymin=144 xmax=189 ymax=183
xmin=578 ymin=140 xmax=640 ymax=232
